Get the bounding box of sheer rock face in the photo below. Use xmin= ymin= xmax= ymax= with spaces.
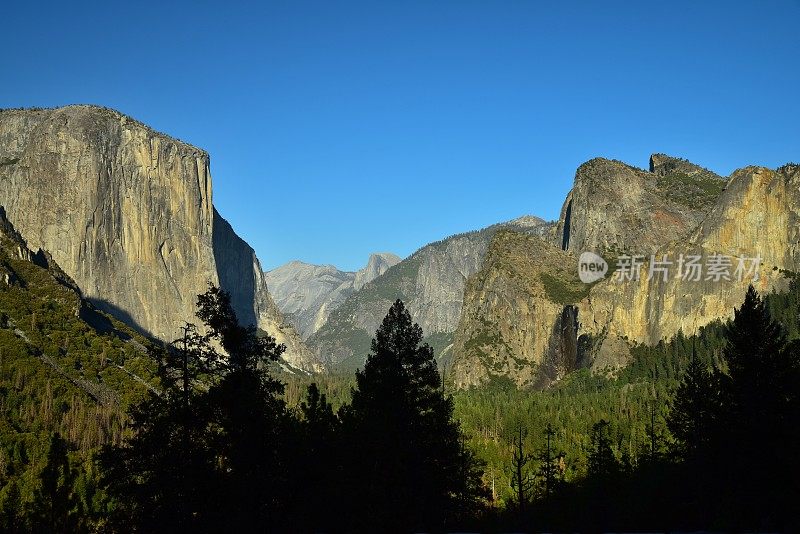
xmin=308 ymin=217 xmax=549 ymax=370
xmin=553 ymin=157 xmax=724 ymax=255
xmin=0 ymin=105 xmax=317 ymax=371
xmin=212 ymin=209 xmax=319 ymax=371
xmin=582 ymin=164 xmax=800 ymax=350
xmin=264 ymin=253 xmax=400 ymax=340
xmin=451 ymin=231 xmax=583 ymax=389
xmin=451 ymin=157 xmax=797 ymax=389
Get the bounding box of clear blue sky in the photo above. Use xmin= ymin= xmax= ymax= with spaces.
xmin=2 ymin=1 xmax=798 ymax=271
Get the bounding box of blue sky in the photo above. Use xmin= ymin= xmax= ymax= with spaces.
xmin=2 ymin=1 xmax=798 ymax=271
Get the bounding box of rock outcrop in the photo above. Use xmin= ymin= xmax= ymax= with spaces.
xmin=580 ymin=163 xmax=799 ymax=354
xmin=264 ymin=252 xmax=401 ymax=339
xmin=451 ymin=156 xmax=797 ymax=388
xmin=451 ymin=230 xmax=585 ymax=389
xmin=553 ymin=157 xmax=724 ymax=255
xmin=0 ymin=105 xmax=317 ymax=371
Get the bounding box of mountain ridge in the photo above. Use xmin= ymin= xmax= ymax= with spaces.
xmin=450 ymin=156 xmax=797 ymax=388
xmin=265 ymin=252 xmax=401 ymax=339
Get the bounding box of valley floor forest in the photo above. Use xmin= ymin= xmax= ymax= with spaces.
xmin=1 ymin=272 xmax=800 ymax=531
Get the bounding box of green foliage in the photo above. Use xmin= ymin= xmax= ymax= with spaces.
xmin=655 ymin=171 xmax=725 ymax=208
xmin=539 ymin=272 xmax=590 ymax=304
xmin=0 ymin=227 xmax=157 ymax=531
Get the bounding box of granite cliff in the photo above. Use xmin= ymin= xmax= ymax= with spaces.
xmin=0 ymin=105 xmax=317 ymax=371
xmin=451 ymin=156 xmax=797 ymax=388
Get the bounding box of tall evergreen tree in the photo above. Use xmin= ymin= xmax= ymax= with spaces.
xmin=587 ymin=419 xmax=619 ymax=483
xmin=534 ymin=423 xmax=563 ymax=499
xmin=343 ymin=300 xmax=486 ymax=531
xmin=101 ymin=285 xmax=291 ymax=531
xmin=714 ymin=285 xmax=800 ymax=528
xmin=666 ymin=347 xmax=721 ymax=461
xmin=288 ymin=383 xmax=343 ymax=532
xmin=509 ymin=426 xmax=534 ymax=515
xmin=196 ymin=285 xmax=291 ymax=530
xmin=100 ymin=335 xmax=219 ymax=531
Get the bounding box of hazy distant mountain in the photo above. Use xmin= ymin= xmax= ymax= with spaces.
xmin=307 ymin=216 xmax=552 ymax=371
xmin=265 ymin=253 xmax=401 ymax=339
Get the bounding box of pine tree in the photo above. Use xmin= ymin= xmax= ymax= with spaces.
xmin=587 ymin=419 xmax=619 ymax=483
xmin=509 ymin=426 xmax=534 ymax=515
xmin=723 ymin=285 xmax=793 ymax=423
xmin=666 ymin=346 xmax=720 ymax=461
xmin=344 ymin=300 xmax=486 ymax=531
xmin=714 ymin=285 xmax=800 ymax=527
xmin=289 ymin=383 xmax=342 ymax=531
xmin=101 ymin=285 xmax=289 ymax=531
xmin=535 ymin=423 xmax=563 ymax=499
xmin=196 ymin=285 xmax=291 ymax=530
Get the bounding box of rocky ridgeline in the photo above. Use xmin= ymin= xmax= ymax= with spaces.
xmin=306 ymin=216 xmax=550 ymax=371
xmin=2 ymin=105 xmax=793 ymax=387
xmin=451 ymin=157 xmax=799 ymax=388
xmin=264 ymin=252 xmax=401 ymax=340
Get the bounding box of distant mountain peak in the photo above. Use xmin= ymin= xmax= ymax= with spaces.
xmin=506 ymin=215 xmax=547 ymax=227
xmin=264 ymin=251 xmax=401 ymax=339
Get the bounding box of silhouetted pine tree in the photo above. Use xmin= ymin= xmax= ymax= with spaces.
xmin=100 ymin=336 xmax=219 ymax=531
xmin=666 ymin=348 xmax=721 ymax=462
xmin=101 ymin=286 xmax=291 ymax=532
xmin=509 ymin=426 xmax=534 ymax=516
xmin=288 ymin=382 xmax=342 ymax=532
xmin=587 ymin=419 xmax=619 ymax=483
xmin=197 ymin=285 xmax=292 ymax=530
xmin=342 ymin=300 xmax=486 ymax=531
xmin=714 ymin=285 xmax=800 ymax=528
xmin=534 ymin=423 xmax=563 ymax=499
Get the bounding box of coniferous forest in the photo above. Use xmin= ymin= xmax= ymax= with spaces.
xmin=1 ymin=276 xmax=799 ymax=531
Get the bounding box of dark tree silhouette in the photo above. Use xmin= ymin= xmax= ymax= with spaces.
xmin=343 ymin=299 xmax=486 ymax=531
xmin=713 ymin=285 xmax=800 ymax=528
xmin=288 ymin=383 xmax=343 ymax=531
xmin=100 ymin=334 xmax=220 ymax=531
xmin=667 ymin=348 xmax=720 ymax=461
xmin=102 ymin=285 xmax=291 ymax=532
xmin=534 ymin=423 xmax=563 ymax=499
xmin=509 ymin=426 xmax=534 ymax=515
xmin=587 ymin=419 xmax=619 ymax=483
xmin=196 ymin=285 xmax=291 ymax=530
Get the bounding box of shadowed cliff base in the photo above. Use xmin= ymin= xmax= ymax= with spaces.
xmin=89 ymin=298 xmax=151 ymax=340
